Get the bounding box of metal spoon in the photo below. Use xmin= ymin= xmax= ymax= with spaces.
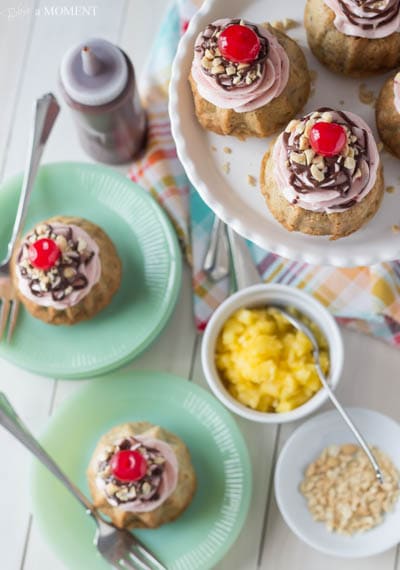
xmin=225 ymin=226 xmax=384 ymax=483
xmin=269 ymin=305 xmax=384 ymax=484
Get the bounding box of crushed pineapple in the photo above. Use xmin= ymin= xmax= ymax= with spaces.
xmin=215 ymin=307 xmax=330 ymax=413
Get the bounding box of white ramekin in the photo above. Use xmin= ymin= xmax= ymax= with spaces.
xmin=201 ymin=284 xmax=344 ymax=423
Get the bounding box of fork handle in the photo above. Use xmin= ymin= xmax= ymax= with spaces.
xmin=6 ymin=93 xmax=60 ymax=262
xmin=0 ymin=392 xmax=96 ymax=515
xmin=227 ymin=226 xmax=261 ymax=291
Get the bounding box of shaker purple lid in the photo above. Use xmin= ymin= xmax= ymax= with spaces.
xmin=60 ymin=38 xmax=128 ymax=106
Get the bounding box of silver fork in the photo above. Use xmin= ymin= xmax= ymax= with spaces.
xmin=0 ymin=392 xmax=167 ymax=570
xmin=0 ymin=93 xmax=60 ymax=341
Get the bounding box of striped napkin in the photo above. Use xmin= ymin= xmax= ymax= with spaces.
xmin=129 ymin=0 xmax=400 ymax=346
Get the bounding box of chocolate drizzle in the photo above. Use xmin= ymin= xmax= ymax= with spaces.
xmin=283 ymin=108 xmax=371 ymax=209
xmin=338 ymin=0 xmax=400 ymax=30
xmin=195 ymin=19 xmax=269 ymax=90
xmin=17 ymin=223 xmax=95 ymax=302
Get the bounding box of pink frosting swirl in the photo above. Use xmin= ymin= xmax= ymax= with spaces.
xmin=272 ymin=109 xmax=379 ymax=213
xmin=191 ymin=19 xmax=289 ymax=112
xmin=324 ymin=0 xmax=400 ymax=38
xmin=394 ymin=72 xmax=400 ymax=112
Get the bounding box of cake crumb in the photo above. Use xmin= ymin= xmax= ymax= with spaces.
xmin=211 ymin=145 xmax=217 ymax=152
xmin=386 ymin=186 xmax=396 ymax=194
xmin=392 ymin=224 xmax=400 ymax=233
xmin=359 ymin=83 xmax=376 ymax=106
xmin=247 ymin=175 xmax=257 ymax=187
xmin=223 ymin=146 xmax=232 ymax=154
xmin=222 ymin=162 xmax=230 ymax=174
xmin=378 ymin=142 xmax=384 ymax=152
xmin=272 ymin=18 xmax=299 ymax=32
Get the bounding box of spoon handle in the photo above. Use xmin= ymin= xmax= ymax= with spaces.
xmin=313 ymin=358 xmax=384 ymax=484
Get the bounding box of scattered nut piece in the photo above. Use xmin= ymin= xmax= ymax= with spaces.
xmin=222 ymin=162 xmax=230 ymax=174
xmin=386 ymin=186 xmax=396 ymax=194
xmin=247 ymin=175 xmax=257 ymax=187
xmin=359 ymin=83 xmax=376 ymax=106
xmin=223 ymin=146 xmax=232 ymax=154
xmin=377 ymin=142 xmax=384 ymax=152
xmin=392 ymin=224 xmax=400 ymax=233
xmin=272 ymin=18 xmax=299 ymax=32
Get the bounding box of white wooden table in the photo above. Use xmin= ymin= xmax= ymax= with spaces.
xmin=1 ymin=2 xmax=400 ymax=569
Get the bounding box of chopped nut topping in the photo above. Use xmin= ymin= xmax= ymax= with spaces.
xmin=198 ymin=20 xmax=268 ymax=89
xmin=223 ymin=146 xmax=232 ymax=154
xmin=291 ymin=152 xmax=306 ymax=165
xmin=321 ymin=111 xmax=333 ymax=123
xmin=304 ymin=149 xmax=315 ymax=165
xmin=386 ymin=186 xmax=395 ymax=194
xmin=344 ymin=156 xmax=356 ymax=171
xmin=301 ymin=444 xmax=400 ymax=535
xmin=285 ymin=120 xmax=300 ymax=134
xmin=310 ymin=163 xmax=325 ymax=181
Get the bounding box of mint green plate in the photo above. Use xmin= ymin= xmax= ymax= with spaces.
xmin=31 ymin=371 xmax=252 ymax=570
xmin=0 ymin=163 xmax=181 ymax=379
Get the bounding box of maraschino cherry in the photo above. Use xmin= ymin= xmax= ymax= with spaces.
xmin=218 ymin=24 xmax=260 ymax=63
xmin=111 ymin=450 xmax=148 ymax=483
xmin=28 ymin=238 xmax=61 ymax=270
xmin=309 ymin=122 xmax=347 ymax=157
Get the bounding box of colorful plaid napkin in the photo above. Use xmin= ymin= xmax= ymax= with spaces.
xmin=129 ymin=0 xmax=400 ymax=346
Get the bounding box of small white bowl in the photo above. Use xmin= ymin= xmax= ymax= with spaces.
xmin=275 ymin=408 xmax=400 ymax=558
xmin=201 ymin=284 xmax=344 ymax=423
